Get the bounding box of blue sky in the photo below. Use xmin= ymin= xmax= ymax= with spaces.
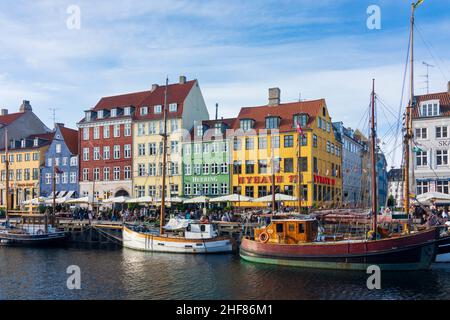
xmin=0 ymin=0 xmax=449 ymax=167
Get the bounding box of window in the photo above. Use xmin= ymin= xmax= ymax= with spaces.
xmin=265 ymin=117 xmax=280 ymax=129
xmin=136 ymin=186 xmax=145 ymax=197
xmin=436 ymin=150 xmax=448 ymax=166
xmin=416 ymin=181 xmax=429 ymax=195
xmin=258 ymin=186 xmax=267 ymax=197
xmin=124 ymin=107 xmax=131 ymax=116
xmin=169 ymin=103 xmax=177 ymax=112
xmin=171 ymin=119 xmax=179 ymax=132
xmin=93 ymin=168 xmax=100 ymax=181
xmin=103 ymin=125 xmax=110 ymax=138
xmin=148 ymin=122 xmax=157 ymax=134
xmin=113 ymin=167 xmax=120 ymax=180
xmin=171 ymin=141 xmax=179 ymax=153
xmin=194 ymin=143 xmax=201 ymax=154
xmin=211 ymin=184 xmax=218 ymax=195
xmin=93 ymin=127 xmax=100 ymax=140
xmin=83 ymin=148 xmax=89 ymax=161
xmin=284 ymin=135 xmax=294 ymax=148
xmin=62 ymin=172 xmax=68 ymax=184
xmin=93 ymin=147 xmax=100 ymax=160
xmin=194 ymin=164 xmax=201 ymax=175
xmin=284 ymin=185 xmax=294 ymax=196
xmin=416 ymin=151 xmax=428 ymax=167
xmin=233 ymin=161 xmax=242 ymax=174
xmin=420 ymin=101 xmax=439 ymax=117
xmin=436 ymin=126 xmax=448 ymax=139
xmin=240 ymin=119 xmax=254 ymax=131
xmin=138 ymin=144 xmax=146 ymax=156
xmin=33 ymin=153 xmax=39 ymax=161
xmin=114 ymin=145 xmax=120 ymax=159
xmin=47 ymin=158 xmax=53 ymax=167
xmin=103 ymin=146 xmax=110 ymax=160
xmin=415 ymin=128 xmax=427 ymax=139
xmin=271 ymin=135 xmax=280 ymax=148
xmin=55 ymin=158 xmax=60 ymax=166
xmin=83 ymin=128 xmax=89 ymax=140
xmin=184 ymin=184 xmax=191 ymax=196
xmin=62 ymin=157 xmax=67 ymax=166
xmin=245 ymin=138 xmax=254 ymax=150
xmin=284 ymin=158 xmax=294 ymax=173
xmin=258 ymin=160 xmax=268 ymax=174
xmin=184 ymin=164 xmax=191 ymax=176
xmin=138 ymin=164 xmax=146 ymax=177
xmin=202 ymin=184 xmax=209 ymax=195
xmin=25 ymin=153 xmax=30 ymax=161
xmin=437 ymin=181 xmax=449 ymax=194
xmin=111 ymin=109 xmax=117 ymax=117
xmin=221 ymin=163 xmax=228 ymax=174
xmin=313 ymin=157 xmax=318 ymax=173
xmin=326 ymin=141 xmax=331 ymax=153
xmin=140 ymin=106 xmax=148 ymax=116
xmin=211 ymin=163 xmax=219 ymax=174
xmin=33 ymin=168 xmax=39 ymax=180
xmin=193 ymin=184 xmax=201 ymax=195
xmin=124 ymin=144 xmax=131 ymax=158
xmin=45 ymin=173 xmax=51 ymax=185
xmin=233 ymin=138 xmax=241 ymax=151
xmin=16 ymin=169 xmax=22 ymax=181
xmin=203 ymin=143 xmax=210 ymax=153
xmin=113 ymin=124 xmax=121 ymax=137
xmin=148 ymin=185 xmax=156 ymax=196
xmin=202 ymin=164 xmax=209 ymax=175
xmin=299 ymin=157 xmax=308 ymax=172
xmin=148 ymin=163 xmax=156 ymax=176
xmin=245 ymin=186 xmax=254 ymax=198
xmin=70 ymin=172 xmax=77 ymax=183
xmin=245 ymin=161 xmax=255 ymax=174
xmin=124 ymin=166 xmax=131 ymax=180
xmin=148 ymin=143 xmax=157 ymax=156
xmin=82 ymin=169 xmax=89 ymax=181
xmin=33 ymin=138 xmax=39 ymax=147
xmin=124 ymin=123 xmax=132 ymax=136
xmin=313 ymin=134 xmax=318 ymax=147
xmin=154 ymin=105 xmax=162 ymax=114
xmin=293 ymin=114 xmax=308 ymax=128
xmin=221 ymin=183 xmax=228 ymax=195
xmin=258 ymin=137 xmax=267 ymax=149
xmin=183 ymin=144 xmax=191 ymax=156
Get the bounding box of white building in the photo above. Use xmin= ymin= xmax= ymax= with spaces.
xmin=388 ymin=168 xmax=404 ymax=208
xmin=411 ymin=82 xmax=450 ymax=197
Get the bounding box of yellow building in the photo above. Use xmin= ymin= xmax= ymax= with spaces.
xmin=0 ymin=134 xmax=50 ymax=209
xmin=132 ymin=77 xmax=209 ymax=199
xmin=231 ymin=88 xmax=342 ymax=210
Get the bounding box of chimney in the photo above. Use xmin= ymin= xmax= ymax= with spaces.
xmin=179 ymin=75 xmax=187 ymax=84
xmin=268 ymin=88 xmax=280 ymax=106
xmin=447 ymin=81 xmax=450 ymax=94
xmin=0 ymin=109 xmax=8 ymax=116
xmin=215 ymin=103 xmax=219 ymax=120
xmin=151 ymin=84 xmax=159 ymax=92
xmin=56 ymin=123 xmax=65 ymax=128
xmin=19 ymin=100 xmax=32 ymax=113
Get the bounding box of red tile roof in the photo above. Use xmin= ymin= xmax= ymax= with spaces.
xmin=0 ymin=112 xmax=25 ymax=126
xmin=413 ymin=91 xmax=450 ymax=118
xmin=232 ymin=99 xmax=327 ymax=132
xmin=135 ymin=80 xmax=197 ymax=120
xmin=59 ymin=125 xmax=79 ymax=155
xmin=93 ymin=90 xmax=151 ymax=111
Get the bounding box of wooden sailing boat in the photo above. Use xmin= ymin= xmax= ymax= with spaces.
xmin=0 ymin=129 xmax=69 ymax=246
xmin=122 ymin=78 xmax=235 ymax=253
xmin=240 ymin=75 xmax=439 ymax=270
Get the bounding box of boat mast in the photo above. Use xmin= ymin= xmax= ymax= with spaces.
xmin=404 ymin=3 xmax=415 ymax=214
xmin=371 ymin=79 xmax=378 ymax=233
xmin=271 ymin=131 xmax=276 ymax=213
xmin=4 ymin=129 xmax=9 ymax=224
xmin=160 ymin=77 xmax=169 ymax=235
xmin=297 ymin=125 xmax=302 ymax=215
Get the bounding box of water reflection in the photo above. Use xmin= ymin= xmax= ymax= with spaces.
xmin=1 ymin=247 xmax=449 ymax=300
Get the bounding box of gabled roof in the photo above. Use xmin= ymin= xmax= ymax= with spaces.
xmin=413 ymin=91 xmax=450 ymax=118
xmin=135 ymin=80 xmax=197 ymax=120
xmin=232 ymin=99 xmax=327 ymax=132
xmin=58 ymin=126 xmax=79 ymax=155
xmin=0 ymin=112 xmax=25 ymax=126
xmin=93 ymin=90 xmax=151 ymax=111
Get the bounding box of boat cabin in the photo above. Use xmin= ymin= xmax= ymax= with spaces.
xmin=185 ymin=223 xmax=218 ymax=240
xmin=254 ymin=219 xmax=319 ymax=244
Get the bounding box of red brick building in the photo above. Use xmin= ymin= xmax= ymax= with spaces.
xmin=77 ymin=91 xmax=149 ymax=201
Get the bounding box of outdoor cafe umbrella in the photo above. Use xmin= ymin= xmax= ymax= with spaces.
xmin=210 ymin=194 xmax=254 ymax=203
xmin=125 ymin=196 xmax=155 ymax=204
xmin=102 ymin=196 xmax=131 ymax=204
xmin=252 ymin=193 xmax=298 ymax=203
xmin=65 ymin=196 xmax=101 ymax=205
xmin=155 ymin=196 xmax=186 ymax=203
xmin=183 ymin=196 xmax=210 ymax=204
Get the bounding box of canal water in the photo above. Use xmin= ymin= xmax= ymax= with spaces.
xmin=1 ymin=246 xmax=450 ymax=300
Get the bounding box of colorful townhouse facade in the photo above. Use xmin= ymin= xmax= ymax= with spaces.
xmin=181 ymin=118 xmax=234 ymax=198
xmin=411 ymin=82 xmax=450 ymax=197
xmin=0 ymin=134 xmax=51 ymax=209
xmin=230 ymin=88 xmax=343 ymax=209
xmin=132 ymin=77 xmax=209 ymax=199
xmin=39 ymin=123 xmax=79 ymax=198
xmin=77 ymin=91 xmax=142 ymax=201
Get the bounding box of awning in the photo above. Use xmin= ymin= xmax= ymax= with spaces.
xmin=210 ymin=194 xmax=254 ymax=203
xmin=252 ymin=193 xmax=298 ymax=202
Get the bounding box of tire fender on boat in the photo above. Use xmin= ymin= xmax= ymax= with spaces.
xmin=259 ymin=232 xmax=269 ymax=243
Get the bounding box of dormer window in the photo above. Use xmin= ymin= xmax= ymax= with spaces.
xmin=111 ymin=108 xmax=117 ymax=117
xmin=214 ymin=123 xmax=222 ymax=135
xmin=34 ymin=138 xmax=39 ymax=147
xmin=21 ymin=139 xmax=26 ymax=148
xmin=420 ymin=100 xmax=440 ymax=117
xmin=240 ymin=119 xmax=255 ymax=131
xmin=10 ymin=140 xmax=15 ymax=149
xmin=85 ymin=111 xmax=91 ymax=122
xmin=141 ymin=107 xmax=148 ymax=116
xmin=265 ymin=116 xmax=280 ymax=130
xmin=196 ymin=124 xmax=203 ymax=137
xmin=124 ymin=107 xmax=131 ymax=116
xmin=154 ymin=105 xmax=162 ymax=114
xmin=293 ymin=114 xmax=308 ymax=128
xmin=169 ymin=103 xmax=178 ymax=112
xmin=98 ymin=110 xmax=104 ymax=119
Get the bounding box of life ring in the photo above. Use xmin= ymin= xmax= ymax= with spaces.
xmin=258 ymin=232 xmax=269 ymax=243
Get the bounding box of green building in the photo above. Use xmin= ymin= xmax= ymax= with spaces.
xmin=182 ymin=119 xmax=235 ymax=199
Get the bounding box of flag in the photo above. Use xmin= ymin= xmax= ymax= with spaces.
xmin=296 ymin=121 xmax=305 ymax=137
xmin=413 ymin=0 xmax=424 ymax=8
xmin=54 ymin=166 xmax=63 ymax=174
